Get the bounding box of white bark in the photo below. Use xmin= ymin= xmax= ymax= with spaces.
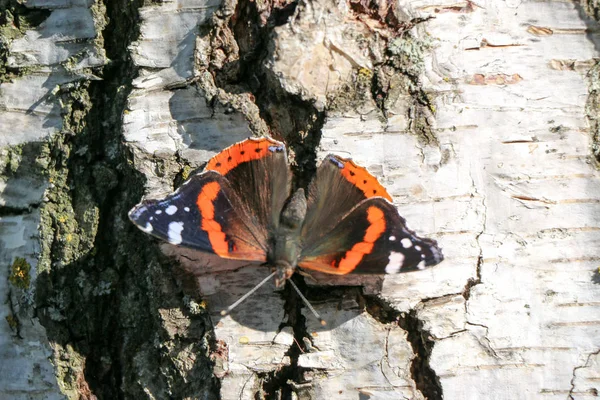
xmin=420 ymin=2 xmax=600 ymax=398
xmin=2 ymin=0 xmax=599 ymax=399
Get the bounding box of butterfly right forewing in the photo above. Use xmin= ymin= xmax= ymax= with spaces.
xmin=298 ymin=154 xmax=443 ymax=276
xmin=298 ymin=198 xmax=443 ymax=275
xmin=301 ymin=154 xmax=392 ymax=252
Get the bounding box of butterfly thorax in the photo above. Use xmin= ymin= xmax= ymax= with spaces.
xmin=271 ymin=188 xmax=307 ymax=287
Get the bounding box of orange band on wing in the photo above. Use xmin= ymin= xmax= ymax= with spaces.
xmin=206 ymin=137 xmax=283 ymax=176
xmin=337 ymin=157 xmax=392 ymax=202
xmin=196 ymin=181 xmax=229 ymax=256
xmin=335 ymin=206 xmax=386 ymax=273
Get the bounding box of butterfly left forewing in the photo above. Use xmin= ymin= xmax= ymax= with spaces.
xmin=298 ymin=198 xmax=443 ymax=275
xmin=129 ymin=137 xmax=293 ymax=264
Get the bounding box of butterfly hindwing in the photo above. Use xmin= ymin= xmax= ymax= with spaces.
xmin=129 ymin=171 xmax=268 ymax=262
xmin=298 ymin=197 xmax=443 ymax=275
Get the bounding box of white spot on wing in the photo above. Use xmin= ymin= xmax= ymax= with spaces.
xmin=155 ymin=210 xmax=162 ymax=215
xmin=417 ymin=261 xmax=426 ymax=270
xmin=166 ymin=205 xmax=177 ymax=215
xmin=141 ymin=222 xmax=153 ymax=233
xmin=401 ymin=238 xmax=412 ymax=248
xmin=389 ymin=235 xmax=396 ymax=241
xmin=328 ymin=155 xmax=344 ymax=169
xmin=268 ymin=145 xmax=284 ymax=152
xmin=385 ymin=252 xmax=405 ymax=274
xmin=168 ymin=222 xmax=184 ymax=245
xmin=149 ymin=216 xmax=154 ymax=221
xmin=414 ymin=245 xmax=422 ymax=251
xmin=184 ymin=207 xmax=190 ymax=212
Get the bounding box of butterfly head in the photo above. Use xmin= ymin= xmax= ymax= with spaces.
xmin=274 ymin=260 xmax=294 ymax=288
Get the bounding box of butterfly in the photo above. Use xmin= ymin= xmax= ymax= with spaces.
xmin=129 ymin=137 xmax=443 ymax=291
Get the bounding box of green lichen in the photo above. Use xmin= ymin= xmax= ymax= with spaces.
xmin=0 ymin=144 xmax=23 ymax=174
xmin=375 ymin=33 xmax=439 ymax=145
xmin=8 ymin=257 xmax=31 ymax=289
xmin=92 ymin=163 xmax=119 ymax=197
xmin=53 ymin=344 xmax=87 ymax=399
xmin=0 ymin=5 xmax=49 ymax=82
xmin=585 ymin=61 xmax=600 ymax=162
xmin=387 ymin=33 xmax=433 ymax=78
xmin=328 ymin=67 xmax=376 ymax=113
xmin=73 ymin=187 xmax=100 ymax=253
xmin=584 ymin=1 xmax=600 ymax=21
xmin=92 ymin=281 xmax=112 ymax=296
xmin=5 ymin=314 xmax=18 ymax=330
xmin=90 ymin=0 xmax=108 ymax=57
xmin=1 ymin=4 xmax=51 ymax=33
xmin=180 ymin=164 xmax=193 ymax=181
xmin=36 ymin=83 xmax=99 ymax=275
xmin=0 ymin=141 xmax=51 ymax=179
xmin=0 ymin=15 xmax=23 ymax=41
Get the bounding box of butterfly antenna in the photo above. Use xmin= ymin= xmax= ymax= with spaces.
xmin=220 ymin=271 xmax=277 ymax=316
xmin=287 ymin=279 xmax=327 ymax=326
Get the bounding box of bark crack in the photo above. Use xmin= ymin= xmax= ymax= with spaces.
xmin=33 ymin=0 xmax=220 ymax=397
xmin=0 ymin=203 xmax=41 ymax=216
xmin=400 ymin=309 xmax=444 ymax=400
xmin=463 ymin=169 xmax=487 ymax=301
xmin=379 ymin=327 xmax=396 ymax=388
xmin=567 ymin=349 xmax=600 ymax=400
xmin=201 ymin=0 xmax=330 ymax=395
xmin=464 ymin=322 xmax=500 ymax=359
xmin=365 ymin=294 xmax=443 ymax=400
xmin=254 ymin=276 xmax=313 ymax=399
xmin=202 ymin=0 xmax=325 ymax=187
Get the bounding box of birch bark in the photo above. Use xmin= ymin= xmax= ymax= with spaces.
xmin=1 ymin=0 xmax=599 ymax=399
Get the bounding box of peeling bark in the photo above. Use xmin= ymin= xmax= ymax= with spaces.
xmin=1 ymin=0 xmax=600 ymax=399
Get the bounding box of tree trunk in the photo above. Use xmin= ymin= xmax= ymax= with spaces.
xmin=1 ymin=0 xmax=599 ymax=399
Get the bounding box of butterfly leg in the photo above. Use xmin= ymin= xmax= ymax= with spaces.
xmin=296 ymin=268 xmax=318 ymax=284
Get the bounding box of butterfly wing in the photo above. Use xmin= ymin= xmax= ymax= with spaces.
xmin=300 ymin=154 xmax=392 ymax=251
xmin=298 ymin=197 xmax=443 ymax=275
xmin=129 ymin=171 xmax=268 ymax=261
xmin=205 ymin=137 xmax=291 ymax=239
xmin=129 ymin=137 xmax=291 ymax=262
xmin=299 ymin=154 xmax=442 ymax=274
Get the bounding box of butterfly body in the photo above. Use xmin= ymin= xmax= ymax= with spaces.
xmin=269 ymin=188 xmax=307 ymax=286
xmin=129 ymin=137 xmax=443 ymax=286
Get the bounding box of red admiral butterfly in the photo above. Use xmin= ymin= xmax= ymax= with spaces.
xmin=129 ymin=137 xmax=443 ymax=305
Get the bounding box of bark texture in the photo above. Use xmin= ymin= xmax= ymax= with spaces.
xmin=1 ymin=0 xmax=599 ymax=399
